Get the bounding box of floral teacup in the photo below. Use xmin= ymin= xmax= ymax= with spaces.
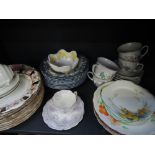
xmin=87 ymin=58 xmax=119 ymax=86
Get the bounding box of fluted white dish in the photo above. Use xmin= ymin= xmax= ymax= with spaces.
xmin=48 ymin=49 xmax=79 ymax=73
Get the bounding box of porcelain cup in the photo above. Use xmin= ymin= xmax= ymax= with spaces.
xmin=118 ymin=58 xmax=144 ymax=71
xmin=52 ymin=90 xmax=77 ymax=111
xmin=87 ymin=58 xmax=119 ymax=86
xmin=96 ymin=57 xmax=119 ymax=79
xmin=87 ymin=71 xmax=105 ymax=87
xmin=117 ymin=42 xmax=149 ymax=62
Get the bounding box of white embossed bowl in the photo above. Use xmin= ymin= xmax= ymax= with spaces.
xmin=48 ymin=49 xmax=79 ymax=73
xmin=0 ymin=64 xmax=14 ymax=88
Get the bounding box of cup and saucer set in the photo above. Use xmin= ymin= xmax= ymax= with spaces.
xmin=87 ymin=42 xmax=149 ymax=86
xmin=115 ymin=42 xmax=149 ymax=84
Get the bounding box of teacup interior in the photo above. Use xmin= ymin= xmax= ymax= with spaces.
xmin=97 ymin=57 xmax=119 ymax=71
xmin=118 ymin=42 xmax=142 ymax=52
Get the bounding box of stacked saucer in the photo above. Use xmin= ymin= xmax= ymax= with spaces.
xmin=0 ymin=64 xmax=44 ymax=131
xmin=42 ymin=90 xmax=84 ymax=130
xmin=93 ymin=80 xmax=155 ymax=134
xmin=114 ymin=42 xmax=149 ymax=84
xmin=40 ymin=49 xmax=89 ymax=89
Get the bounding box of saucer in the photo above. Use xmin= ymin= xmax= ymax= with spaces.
xmin=118 ymin=67 xmax=144 ymax=77
xmin=42 ymin=95 xmax=84 ymax=130
xmin=114 ymin=71 xmax=144 ymax=84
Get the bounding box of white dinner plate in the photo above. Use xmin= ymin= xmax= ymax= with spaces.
xmin=93 ymin=82 xmax=155 ymax=134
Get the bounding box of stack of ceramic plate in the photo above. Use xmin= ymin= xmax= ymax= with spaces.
xmin=93 ymin=80 xmax=155 ymax=134
xmin=114 ymin=70 xmax=144 ymax=84
xmin=40 ymin=56 xmax=89 ymax=89
xmin=0 ymin=64 xmax=44 ymax=131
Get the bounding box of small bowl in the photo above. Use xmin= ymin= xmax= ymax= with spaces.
xmin=48 ymin=49 xmax=79 ymax=73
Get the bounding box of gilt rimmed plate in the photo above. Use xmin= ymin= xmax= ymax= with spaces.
xmin=93 ymin=82 xmax=155 ymax=134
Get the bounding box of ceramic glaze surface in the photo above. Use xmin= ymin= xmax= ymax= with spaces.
xmin=48 ymin=49 xmax=79 ymax=73
xmin=52 ymin=90 xmax=77 ymax=109
xmin=0 ymin=64 xmax=14 ymax=88
xmin=0 ymin=74 xmax=19 ymax=98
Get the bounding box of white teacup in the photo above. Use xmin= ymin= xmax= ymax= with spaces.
xmin=87 ymin=57 xmax=119 ymax=86
xmin=52 ymin=90 xmax=77 ymax=110
xmin=87 ymin=71 xmax=105 ymax=87
xmin=117 ymin=42 xmax=149 ymax=62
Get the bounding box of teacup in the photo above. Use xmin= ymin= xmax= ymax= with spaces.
xmin=87 ymin=57 xmax=119 ymax=86
xmin=117 ymin=42 xmax=149 ymax=62
xmin=87 ymin=71 xmax=105 ymax=87
xmin=118 ymin=58 xmax=144 ymax=71
xmin=118 ymin=64 xmax=144 ymax=77
xmin=52 ymin=90 xmax=77 ymax=110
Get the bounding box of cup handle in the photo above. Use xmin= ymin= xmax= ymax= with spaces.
xmin=141 ymin=45 xmax=149 ymax=59
xmin=87 ymin=72 xmax=94 ymax=81
xmin=92 ymin=64 xmax=97 ymax=73
xmin=74 ymin=91 xmax=78 ymax=97
xmin=134 ymin=63 xmax=144 ymax=72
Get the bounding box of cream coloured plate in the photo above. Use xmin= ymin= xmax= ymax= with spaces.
xmin=0 ymin=74 xmax=32 ymax=109
xmin=0 ymin=74 xmax=20 ymax=98
xmin=93 ymin=83 xmax=155 ymax=134
xmin=101 ymin=80 xmax=155 ymax=118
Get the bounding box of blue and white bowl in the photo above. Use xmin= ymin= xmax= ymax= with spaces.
xmin=40 ymin=55 xmax=89 ymax=89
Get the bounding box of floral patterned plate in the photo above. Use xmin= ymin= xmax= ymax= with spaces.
xmin=101 ymin=80 xmax=155 ymax=124
xmin=0 ymin=64 xmax=41 ymax=113
xmin=93 ymin=82 xmax=155 ymax=134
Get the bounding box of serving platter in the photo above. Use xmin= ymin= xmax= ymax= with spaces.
xmin=93 ymin=81 xmax=155 ymax=134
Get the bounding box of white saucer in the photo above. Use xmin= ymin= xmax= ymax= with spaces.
xmin=42 ymin=96 xmax=84 ymax=130
xmin=0 ymin=74 xmax=20 ymax=98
